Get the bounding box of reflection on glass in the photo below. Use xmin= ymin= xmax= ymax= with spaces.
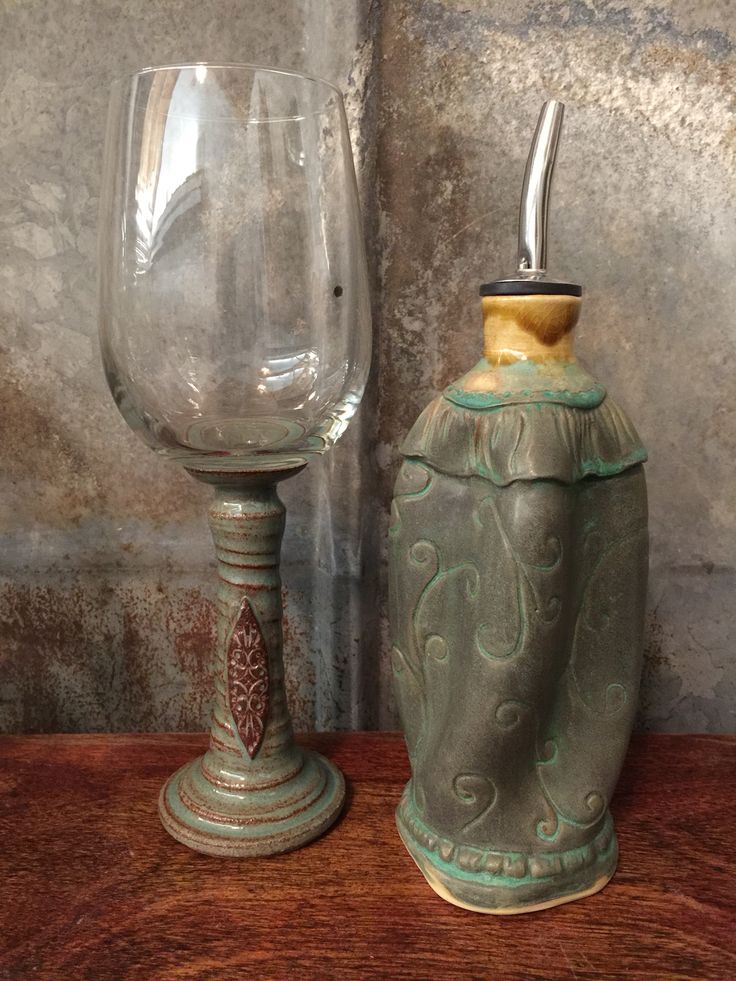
xmin=99 ymin=63 xmax=371 ymax=470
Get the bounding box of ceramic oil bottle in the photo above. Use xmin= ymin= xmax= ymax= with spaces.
xmin=389 ymin=101 xmax=648 ymax=914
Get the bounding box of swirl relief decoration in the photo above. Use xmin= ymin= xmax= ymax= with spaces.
xmin=228 ymin=598 xmax=269 ymax=759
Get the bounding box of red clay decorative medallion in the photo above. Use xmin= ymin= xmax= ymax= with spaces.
xmin=227 ymin=599 xmax=269 ymax=759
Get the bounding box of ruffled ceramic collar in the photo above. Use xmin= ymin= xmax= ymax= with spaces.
xmin=401 ymin=389 xmax=647 ymax=486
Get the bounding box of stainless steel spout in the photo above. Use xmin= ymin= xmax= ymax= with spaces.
xmin=516 ymin=100 xmax=565 ymax=278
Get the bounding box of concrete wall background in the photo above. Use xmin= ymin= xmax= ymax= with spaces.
xmin=1 ymin=1 xmax=733 ymax=734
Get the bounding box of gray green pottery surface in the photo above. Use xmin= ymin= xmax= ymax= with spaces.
xmin=159 ymin=475 xmax=345 ymax=856
xmin=389 ymin=350 xmax=648 ymax=913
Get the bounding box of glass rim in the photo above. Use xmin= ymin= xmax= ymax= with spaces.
xmin=110 ymin=62 xmax=343 ymax=99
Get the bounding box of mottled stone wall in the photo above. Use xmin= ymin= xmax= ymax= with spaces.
xmin=1 ymin=1 xmax=733 ymax=734
xmin=0 ymin=0 xmax=382 ymax=733
xmin=374 ymin=0 xmax=736 ymax=732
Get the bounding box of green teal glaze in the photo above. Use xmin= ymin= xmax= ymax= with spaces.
xmin=397 ymin=793 xmax=616 ymax=888
xmin=444 ymin=358 xmax=607 ymax=410
xmin=444 ymin=385 xmax=606 ymax=409
xmin=579 ymin=450 xmax=648 ymax=477
xmin=390 ymin=340 xmax=648 ymax=912
xmin=399 ymin=390 xmax=647 ymax=488
xmin=158 ymin=473 xmax=345 ymax=857
xmin=161 ymin=753 xmax=344 ymax=848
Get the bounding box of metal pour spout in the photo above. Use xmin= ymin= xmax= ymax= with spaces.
xmin=516 ymin=100 xmax=565 ymax=279
xmin=479 ymin=98 xmax=580 ymax=298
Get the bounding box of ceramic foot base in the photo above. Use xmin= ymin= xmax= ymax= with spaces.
xmin=159 ymin=749 xmax=345 ymax=857
xmin=396 ymin=792 xmax=618 ymax=914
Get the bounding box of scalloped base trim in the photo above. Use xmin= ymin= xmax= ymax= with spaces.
xmin=396 ymin=791 xmax=618 ymax=914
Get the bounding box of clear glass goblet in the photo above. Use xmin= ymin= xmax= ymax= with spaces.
xmin=98 ymin=64 xmax=371 ymax=855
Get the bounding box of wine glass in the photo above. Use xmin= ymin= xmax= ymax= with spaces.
xmin=98 ymin=64 xmax=371 ymax=856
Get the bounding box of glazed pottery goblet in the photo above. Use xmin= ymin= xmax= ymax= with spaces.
xmin=98 ymin=64 xmax=371 ymax=855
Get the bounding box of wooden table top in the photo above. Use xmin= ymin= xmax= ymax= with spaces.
xmin=0 ymin=733 xmax=734 ymax=980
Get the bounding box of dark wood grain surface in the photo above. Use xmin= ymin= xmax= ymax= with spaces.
xmin=0 ymin=733 xmax=734 ymax=980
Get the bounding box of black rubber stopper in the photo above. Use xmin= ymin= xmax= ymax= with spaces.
xmin=479 ymin=280 xmax=582 ymax=297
